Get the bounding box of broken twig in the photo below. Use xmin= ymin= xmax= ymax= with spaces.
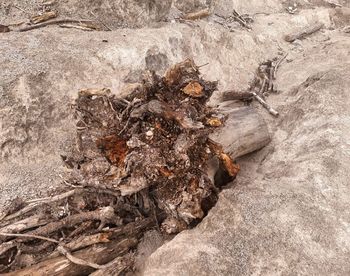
xmin=252 ymin=92 xmax=279 ymax=116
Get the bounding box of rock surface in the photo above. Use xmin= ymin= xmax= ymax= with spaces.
xmin=1 ymin=1 xmax=350 ymax=275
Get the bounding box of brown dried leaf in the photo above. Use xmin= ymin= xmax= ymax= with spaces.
xmin=220 ymin=153 xmax=240 ymax=177
xmin=96 ymin=135 xmax=128 ymax=167
xmin=158 ymin=167 xmax=173 ymax=178
xmin=182 ymin=81 xmax=204 ymax=98
xmin=30 ymin=11 xmax=57 ymax=24
xmin=164 ymin=58 xmax=198 ymax=86
xmin=206 ymin=117 xmax=222 ymax=127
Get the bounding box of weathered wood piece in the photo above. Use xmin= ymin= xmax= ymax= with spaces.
xmin=3 ymin=238 xmax=138 ymax=276
xmin=210 ymin=106 xmax=271 ymax=159
xmin=284 ymin=22 xmax=324 ymax=42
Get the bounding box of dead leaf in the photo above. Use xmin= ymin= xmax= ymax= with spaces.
xmin=182 ymin=81 xmax=204 ymax=97
xmin=220 ymin=153 xmax=240 ymax=177
xmin=206 ymin=117 xmax=222 ymax=127
xmin=164 ymin=58 xmax=198 ymax=86
xmin=96 ymin=135 xmax=128 ymax=167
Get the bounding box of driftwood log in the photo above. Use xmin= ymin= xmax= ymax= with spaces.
xmin=210 ymin=106 xmax=271 ymax=159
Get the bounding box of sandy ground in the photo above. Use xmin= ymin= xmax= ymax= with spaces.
xmin=1 ymin=0 xmax=350 ymax=275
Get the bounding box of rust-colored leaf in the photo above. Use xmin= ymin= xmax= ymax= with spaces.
xmin=206 ymin=117 xmax=222 ymax=127
xmin=164 ymin=58 xmax=198 ymax=86
xmin=220 ymin=153 xmax=240 ymax=177
xmin=182 ymin=81 xmax=204 ymax=97
xmin=158 ymin=167 xmax=174 ymax=177
xmin=96 ymin=135 xmax=128 ymax=167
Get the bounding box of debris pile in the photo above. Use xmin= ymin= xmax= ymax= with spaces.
xmin=0 ymin=59 xmax=239 ymax=275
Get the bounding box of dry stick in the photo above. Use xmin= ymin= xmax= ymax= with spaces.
xmin=273 ymin=53 xmax=288 ymax=79
xmin=284 ymin=22 xmax=324 ymax=42
xmin=2 ymin=190 xmax=77 ymax=222
xmin=17 ymin=19 xmax=100 ymax=32
xmin=252 ymin=92 xmax=279 ymax=117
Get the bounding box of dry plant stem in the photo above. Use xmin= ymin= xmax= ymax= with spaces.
xmin=2 ymin=190 xmax=77 ymax=222
xmin=17 ymin=19 xmax=100 ymax=32
xmin=252 ymin=92 xmax=279 ymax=116
xmin=284 ymin=22 xmax=324 ymax=42
xmin=273 ymin=53 xmax=288 ymax=79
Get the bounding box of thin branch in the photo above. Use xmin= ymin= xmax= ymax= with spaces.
xmin=252 ymin=92 xmax=279 ymax=117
